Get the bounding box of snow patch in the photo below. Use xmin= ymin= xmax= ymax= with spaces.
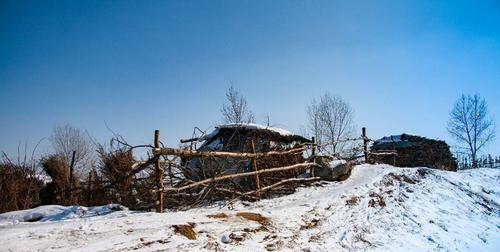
xmin=0 ymin=204 xmax=128 ymax=224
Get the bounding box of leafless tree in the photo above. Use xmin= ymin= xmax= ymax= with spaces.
xmin=50 ymin=125 xmax=95 ymax=175
xmin=264 ymin=115 xmax=271 ymax=126
xmin=221 ymin=86 xmax=255 ymax=124
xmin=307 ymin=92 xmax=355 ymax=154
xmin=447 ymin=93 xmax=496 ymax=168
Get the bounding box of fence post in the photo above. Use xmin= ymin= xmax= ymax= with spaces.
xmin=362 ymin=127 xmax=369 ymax=163
xmin=154 ymin=130 xmax=164 ymax=213
xmin=68 ymin=150 xmax=76 ymax=204
xmin=88 ymin=170 xmax=94 ymax=205
xmin=311 ymin=137 xmax=316 ymax=177
xmin=251 ymin=139 xmax=261 ymax=198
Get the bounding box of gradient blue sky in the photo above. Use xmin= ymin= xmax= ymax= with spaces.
xmin=1 ymin=0 xmax=499 ymax=158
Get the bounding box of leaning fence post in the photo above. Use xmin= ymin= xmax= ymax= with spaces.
xmin=362 ymin=127 xmax=369 ymax=163
xmin=311 ymin=137 xmax=316 ymax=177
xmin=154 ymin=130 xmax=164 ymax=213
xmin=251 ymin=139 xmax=261 ymax=198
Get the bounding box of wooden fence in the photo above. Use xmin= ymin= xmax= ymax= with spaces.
xmin=149 ymin=127 xmax=384 ymax=213
xmin=54 ymin=127 xmax=399 ymax=212
xmin=455 ymin=153 xmax=500 ymax=170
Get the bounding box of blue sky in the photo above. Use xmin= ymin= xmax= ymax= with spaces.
xmin=1 ymin=0 xmax=499 ymax=158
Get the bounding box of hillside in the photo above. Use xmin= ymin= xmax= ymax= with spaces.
xmin=0 ymin=164 xmax=498 ymax=252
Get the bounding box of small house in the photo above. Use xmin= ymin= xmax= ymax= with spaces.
xmin=182 ymin=123 xmax=311 ymax=188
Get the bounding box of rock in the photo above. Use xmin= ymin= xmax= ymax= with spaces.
xmin=221 ymin=234 xmax=231 ymax=244
xmin=314 ymin=156 xmax=353 ymax=181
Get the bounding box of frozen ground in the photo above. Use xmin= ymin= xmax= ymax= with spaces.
xmin=0 ymin=164 xmax=499 ymax=252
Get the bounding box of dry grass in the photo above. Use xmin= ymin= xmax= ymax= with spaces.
xmin=309 ymin=234 xmax=320 ymax=242
xmin=368 ymin=192 xmax=386 ymax=208
xmin=354 ymin=233 xmax=373 ymax=246
xmin=388 ymin=172 xmax=417 ymax=184
xmin=243 ymin=225 xmax=269 ymax=233
xmin=300 ymin=218 xmax=320 ymax=230
xmin=236 ymin=212 xmax=270 ymax=225
xmin=345 ymin=196 xmax=359 ymax=206
xmin=173 ymin=224 xmax=196 ymax=240
xmin=207 ymin=213 xmax=228 ymax=219
xmin=229 ymin=232 xmax=247 ymax=242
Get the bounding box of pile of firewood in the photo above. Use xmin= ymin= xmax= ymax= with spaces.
xmin=370 ymin=134 xmax=457 ymax=171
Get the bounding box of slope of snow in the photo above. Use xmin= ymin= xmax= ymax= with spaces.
xmin=0 ymin=165 xmax=498 ymax=252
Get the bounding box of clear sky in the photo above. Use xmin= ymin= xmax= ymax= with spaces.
xmin=1 ymin=0 xmax=499 ymax=159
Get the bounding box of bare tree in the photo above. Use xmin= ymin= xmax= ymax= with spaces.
xmin=50 ymin=125 xmax=95 ymax=175
xmin=307 ymin=92 xmax=355 ymax=154
xmin=264 ymin=115 xmax=271 ymax=126
xmin=221 ymin=86 xmax=255 ymax=124
xmin=447 ymin=93 xmax=496 ymax=168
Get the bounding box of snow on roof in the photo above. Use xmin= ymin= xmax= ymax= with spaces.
xmin=375 ymin=135 xmax=403 ymax=143
xmin=218 ymin=123 xmax=294 ymax=136
xmin=199 ymin=123 xmax=295 ymax=142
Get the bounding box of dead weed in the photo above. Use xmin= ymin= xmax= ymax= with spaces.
xmin=173 ymin=224 xmax=196 ymax=240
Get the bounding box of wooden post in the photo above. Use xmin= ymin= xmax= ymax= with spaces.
xmin=311 ymin=137 xmax=316 ymax=177
xmin=154 ymin=130 xmax=164 ymax=213
xmin=68 ymin=150 xmax=76 ymax=204
xmin=88 ymin=170 xmax=94 ymax=205
xmin=362 ymin=127 xmax=369 ymax=163
xmin=251 ymin=139 xmax=261 ymax=198
xmin=393 ymin=146 xmax=396 ymax=166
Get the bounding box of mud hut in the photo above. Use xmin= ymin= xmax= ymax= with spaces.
xmin=182 ymin=123 xmax=311 ymax=188
xmin=369 ymin=134 xmax=457 ymax=171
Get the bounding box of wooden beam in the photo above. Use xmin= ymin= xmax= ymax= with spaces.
xmin=154 ymin=146 xmax=305 ymax=158
xmin=243 ymin=177 xmax=321 ymax=196
xmin=164 ymin=162 xmax=318 ymax=193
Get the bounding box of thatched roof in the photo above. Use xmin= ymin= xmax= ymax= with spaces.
xmin=199 ymin=123 xmax=311 ymax=144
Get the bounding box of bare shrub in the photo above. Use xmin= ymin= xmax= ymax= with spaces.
xmin=81 ymin=168 xmax=109 ymax=207
xmin=0 ymin=156 xmax=42 ymax=213
xmin=97 ymin=143 xmax=155 ymax=210
xmin=40 ymin=154 xmax=81 ymax=205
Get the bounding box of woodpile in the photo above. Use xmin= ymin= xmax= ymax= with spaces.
xmin=369 ymin=134 xmax=457 ymax=171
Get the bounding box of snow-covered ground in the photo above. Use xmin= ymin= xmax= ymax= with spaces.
xmin=1 ymin=164 xmax=498 ymax=252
